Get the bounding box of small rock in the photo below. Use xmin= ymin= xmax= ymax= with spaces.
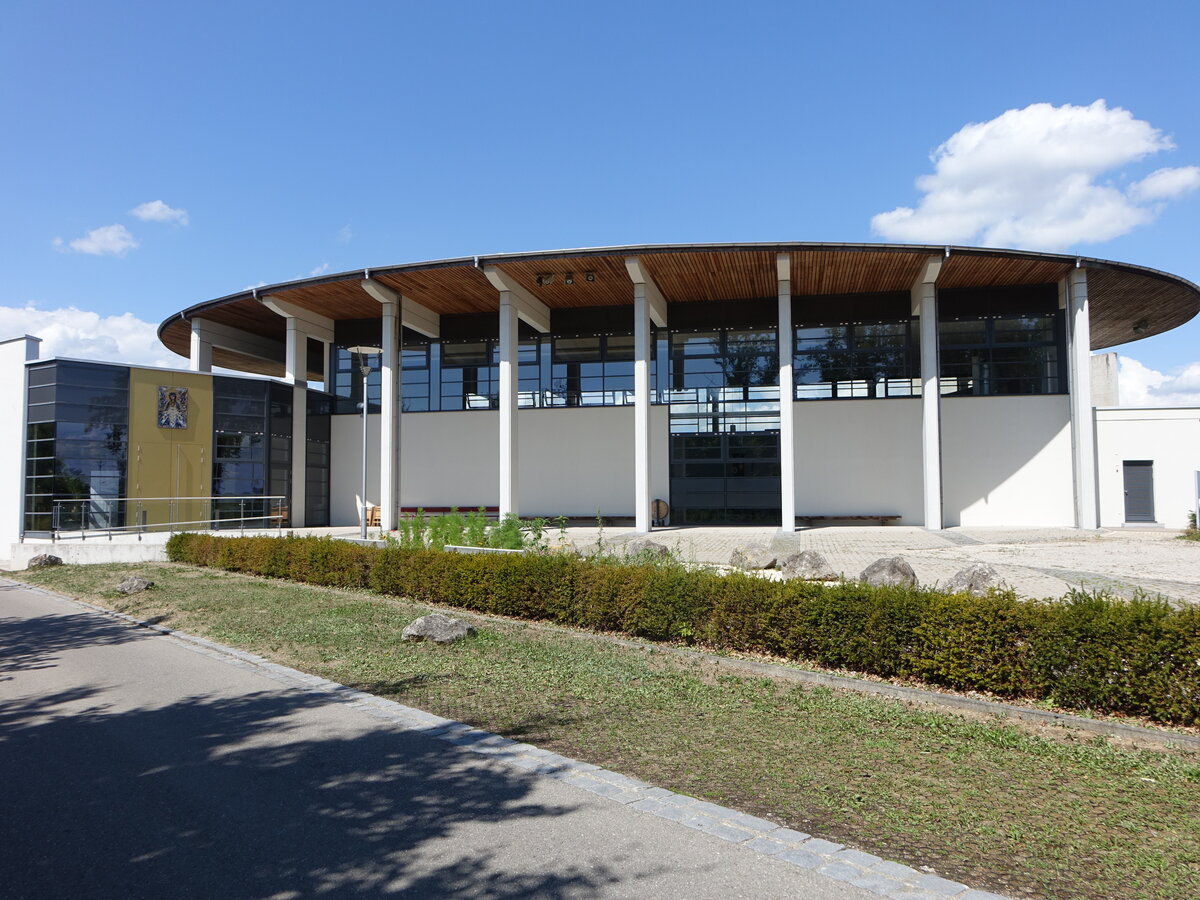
xmin=780 ymin=550 xmax=838 ymax=581
xmin=402 ymin=613 xmax=476 ymax=644
xmin=944 ymin=563 xmax=1003 ymax=596
xmin=115 ymin=576 xmax=154 ymax=595
xmin=27 ymin=554 xmax=63 ymax=568
xmin=730 ymin=546 xmax=778 ymax=570
xmin=860 ymin=556 xmax=918 ymax=588
xmin=626 ymin=539 xmax=671 ymax=558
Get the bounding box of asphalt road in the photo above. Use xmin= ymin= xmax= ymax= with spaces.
xmin=0 ymin=582 xmax=877 ymax=900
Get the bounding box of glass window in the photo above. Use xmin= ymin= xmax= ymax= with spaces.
xmin=939 ymin=312 xmax=1064 ymax=396
xmin=793 ymin=320 xmax=917 ymax=400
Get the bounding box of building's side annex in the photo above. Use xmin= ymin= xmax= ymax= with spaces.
xmin=6 ymin=242 xmax=1200 ymax=546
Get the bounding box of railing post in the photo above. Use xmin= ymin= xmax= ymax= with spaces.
xmin=240 ymin=499 xmax=245 ymax=535
xmin=51 ymin=503 xmax=59 ymax=542
xmin=169 ymin=499 xmax=175 ymax=535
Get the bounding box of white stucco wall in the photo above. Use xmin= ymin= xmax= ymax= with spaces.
xmin=941 ymin=396 xmax=1074 ymax=526
xmin=792 ymin=399 xmax=925 ymax=524
xmin=330 ymin=405 xmax=669 ymax=526
xmin=0 ymin=337 xmax=39 ymax=556
xmin=1095 ymin=408 xmax=1200 ymax=530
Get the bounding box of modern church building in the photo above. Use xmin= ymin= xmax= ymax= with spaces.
xmin=5 ymin=242 xmax=1200 ymax=547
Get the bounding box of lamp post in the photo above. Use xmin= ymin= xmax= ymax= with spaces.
xmin=347 ymin=345 xmax=382 ymax=539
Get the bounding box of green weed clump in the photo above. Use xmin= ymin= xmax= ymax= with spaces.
xmin=165 ymin=532 xmax=1200 ymax=725
xmin=1182 ymin=510 xmax=1200 ymax=542
xmin=387 ymin=508 xmax=546 ymax=550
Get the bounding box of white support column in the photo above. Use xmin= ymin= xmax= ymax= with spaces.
xmin=361 ymin=279 xmax=434 ymax=533
xmin=379 ymin=299 xmax=400 ymax=532
xmin=625 ymin=258 xmax=668 ymax=533
xmin=633 ymin=292 xmax=653 ymax=533
xmin=913 ymin=255 xmax=944 ymax=530
xmin=1065 ymin=268 xmax=1099 ymax=529
xmin=482 ymin=267 xmax=552 ymax=519
xmin=189 ymin=321 xmax=213 ymax=373
xmin=282 ymin=318 xmax=308 ymax=528
xmin=777 ymin=253 xmax=795 ymax=532
xmin=498 ymin=292 xmax=519 ymax=517
xmin=283 ymin=318 xmax=304 ymax=382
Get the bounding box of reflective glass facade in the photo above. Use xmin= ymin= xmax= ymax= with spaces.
xmin=24 ymin=361 xmax=129 ymax=534
xmin=939 ymin=313 xmax=1064 ymax=396
xmin=211 ymin=377 xmax=292 ymax=525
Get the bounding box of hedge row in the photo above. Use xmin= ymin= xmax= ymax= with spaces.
xmin=165 ymin=533 xmax=1200 ymax=725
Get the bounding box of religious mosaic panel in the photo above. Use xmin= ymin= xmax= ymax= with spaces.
xmin=157 ymin=386 xmax=189 ymax=429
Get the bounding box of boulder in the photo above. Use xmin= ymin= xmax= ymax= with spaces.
xmin=780 ymin=550 xmax=838 ymax=581
xmin=625 ymin=539 xmax=671 ymax=559
xmin=115 ymin=576 xmax=154 ymax=595
xmin=860 ymin=556 xmax=918 ymax=588
xmin=944 ymin=563 xmax=1004 ymax=596
xmin=402 ymin=613 xmax=476 ymax=645
xmin=28 ymin=554 xmax=63 ymax=568
xmin=730 ymin=546 xmax=778 ymax=570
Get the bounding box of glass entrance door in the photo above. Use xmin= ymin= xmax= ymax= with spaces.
xmin=666 ymin=326 xmax=781 ymax=525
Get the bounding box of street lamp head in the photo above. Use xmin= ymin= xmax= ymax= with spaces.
xmin=346 ymin=344 xmax=383 ymax=377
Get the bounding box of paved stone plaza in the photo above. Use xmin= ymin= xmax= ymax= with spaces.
xmin=560 ymin=525 xmax=1200 ymax=605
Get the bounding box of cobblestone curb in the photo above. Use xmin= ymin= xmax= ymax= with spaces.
xmin=18 ymin=583 xmax=1012 ymax=900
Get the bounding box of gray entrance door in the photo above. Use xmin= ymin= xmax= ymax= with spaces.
xmin=1122 ymin=461 xmax=1155 ymax=523
xmin=670 ymin=431 xmax=781 ymax=524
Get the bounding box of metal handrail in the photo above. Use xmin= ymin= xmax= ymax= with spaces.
xmin=47 ymin=495 xmax=287 ymax=542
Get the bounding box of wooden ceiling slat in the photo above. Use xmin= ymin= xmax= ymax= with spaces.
xmin=157 ymin=246 xmax=1200 ymax=365
xmin=790 ymin=250 xmax=928 ymax=295
xmin=492 ymin=256 xmax=633 ymax=308
xmin=373 ymin=267 xmax=498 ymax=315
xmin=640 ymin=251 xmax=776 ymax=302
xmin=939 ymin=255 xmax=1071 ymax=289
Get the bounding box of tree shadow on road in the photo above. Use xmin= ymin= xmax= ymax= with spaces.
xmin=0 ymin=675 xmax=656 ymax=898
xmin=0 ymin=605 xmax=148 ymax=679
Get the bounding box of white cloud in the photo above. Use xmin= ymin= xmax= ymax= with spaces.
xmin=871 ymin=100 xmax=1199 ymax=251
xmin=337 ymin=224 xmax=352 ymax=243
xmin=0 ymin=304 xmax=179 ymax=368
xmin=54 ymin=224 xmax=139 ymax=257
xmin=1117 ymin=355 xmax=1200 ymax=407
xmin=130 ymin=200 xmax=189 ymax=226
xmin=1128 ymin=166 xmax=1200 ymax=202
xmin=309 ymin=262 xmax=330 ymax=277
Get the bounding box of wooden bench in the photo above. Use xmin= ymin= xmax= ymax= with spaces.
xmin=398 ymin=506 xmax=499 ymax=516
xmin=796 ymin=514 xmax=901 ymax=527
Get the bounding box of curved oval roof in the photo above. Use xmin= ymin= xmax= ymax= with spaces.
xmin=159 ymin=242 xmax=1200 ymax=379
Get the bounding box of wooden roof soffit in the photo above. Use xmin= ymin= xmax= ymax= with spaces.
xmin=623 ymin=257 xmax=668 ymax=327
xmin=361 ymin=278 xmax=441 ymax=338
xmin=261 ymin=295 xmax=335 ymax=343
xmin=482 ymin=266 xmax=551 ymax=332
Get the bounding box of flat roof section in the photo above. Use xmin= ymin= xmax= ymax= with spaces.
xmin=158 ymin=242 xmax=1200 ymax=377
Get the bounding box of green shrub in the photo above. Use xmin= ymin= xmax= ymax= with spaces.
xmin=488 ymin=513 xmax=524 ymax=550
xmin=166 ymin=533 xmax=1200 ymax=726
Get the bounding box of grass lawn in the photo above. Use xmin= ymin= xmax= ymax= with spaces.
xmin=16 ymin=561 xmax=1200 ymax=900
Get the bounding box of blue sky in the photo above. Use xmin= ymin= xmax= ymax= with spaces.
xmin=3 ymin=1 xmax=1198 ymax=402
